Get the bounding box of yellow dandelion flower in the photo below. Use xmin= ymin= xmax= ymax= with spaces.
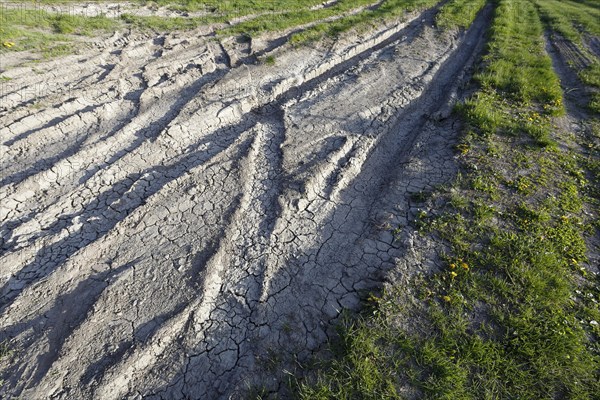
xmin=450 ymin=271 xmax=458 ymax=279
xmin=449 ymin=263 xmax=457 ymax=270
xmin=460 ymin=262 xmax=469 ymax=271
xmin=3 ymin=42 xmax=15 ymax=48
xmin=442 ymin=295 xmax=451 ymax=303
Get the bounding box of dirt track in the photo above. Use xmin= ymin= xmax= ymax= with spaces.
xmin=0 ymin=3 xmax=492 ymax=399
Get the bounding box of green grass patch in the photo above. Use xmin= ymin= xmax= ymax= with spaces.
xmin=263 ymin=54 xmax=276 ymax=65
xmin=475 ymin=0 xmax=564 ymax=110
xmin=534 ymin=0 xmax=600 ymax=41
xmin=0 ymin=341 xmax=10 ymax=386
xmin=119 ymin=13 xmax=220 ymax=30
xmin=140 ymin=0 xmax=324 ymax=13
xmin=289 ymin=0 xmax=441 ymax=45
xmin=0 ymin=7 xmax=119 ymax=57
xmin=218 ymin=0 xmax=375 ymax=37
xmin=436 ymin=0 xmax=487 ymax=29
xmin=533 ymin=0 xmax=600 ymax=113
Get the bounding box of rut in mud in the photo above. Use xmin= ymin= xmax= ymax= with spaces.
xmin=1 ymin=3 xmax=493 ymax=399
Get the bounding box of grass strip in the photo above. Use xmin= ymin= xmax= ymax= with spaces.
xmin=297 ymin=0 xmax=600 ymax=398
xmin=140 ymin=0 xmax=325 ymax=13
xmin=123 ymin=0 xmax=333 ymax=32
xmin=436 ymin=0 xmax=487 ymax=29
xmin=118 ymin=13 xmax=224 ymax=31
xmin=0 ymin=7 xmax=119 ymax=57
xmin=217 ymin=0 xmax=376 ymax=37
xmin=288 ymin=0 xmax=442 ymax=45
xmin=533 ymin=0 xmax=600 ymax=40
xmin=532 ymin=0 xmax=600 ymax=113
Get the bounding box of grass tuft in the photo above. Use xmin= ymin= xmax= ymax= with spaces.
xmin=436 ymin=0 xmax=487 ymax=29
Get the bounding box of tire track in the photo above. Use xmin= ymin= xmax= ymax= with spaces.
xmin=1 ymin=6 xmax=431 ymax=260
xmin=1 ymin=2 xmax=493 ymax=399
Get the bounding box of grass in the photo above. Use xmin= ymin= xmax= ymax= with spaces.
xmin=0 ymin=341 xmax=10 ymax=386
xmin=119 ymin=13 xmax=221 ymax=30
xmin=1 ymin=0 xmax=488 ymax=59
xmin=289 ymin=0 xmax=442 ymax=45
xmin=218 ymin=0 xmax=376 ymax=37
xmin=140 ymin=0 xmax=325 ymax=13
xmin=436 ymin=0 xmax=487 ymax=29
xmin=533 ymin=0 xmax=600 ymax=40
xmin=0 ymin=7 xmax=119 ymax=57
xmin=533 ymin=0 xmax=600 ymax=113
xmin=2 ymin=0 xmax=597 ymax=397
xmin=264 ymin=55 xmax=276 ymax=65
xmin=119 ymin=1 xmax=379 ymax=35
xmin=475 ymin=2 xmax=564 ymax=111
xmin=0 ymin=0 xmax=354 ymax=57
xmin=0 ymin=0 xmax=445 ymax=56
xmin=297 ymin=0 xmax=600 ymax=398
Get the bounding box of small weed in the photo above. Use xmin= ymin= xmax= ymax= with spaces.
xmin=42 ymin=43 xmax=73 ymax=58
xmin=514 ymin=175 xmax=533 ymax=195
xmin=409 ymin=190 xmax=431 ymax=203
xmin=415 ymin=209 xmax=431 ymax=232
xmin=456 ymin=141 xmax=471 ymax=155
xmin=261 ymin=348 xmax=282 ymax=373
xmin=473 ymin=201 xmax=495 ymax=223
xmin=246 ymin=384 xmax=270 ymax=400
xmin=471 ymin=175 xmax=498 ymax=195
xmin=0 ymin=341 xmax=10 ymax=359
xmin=449 ymin=191 xmax=469 ymax=210
xmin=264 ymin=55 xmax=276 ymax=66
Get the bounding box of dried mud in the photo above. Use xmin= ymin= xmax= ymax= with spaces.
xmin=1 ymin=3 xmax=493 ymax=399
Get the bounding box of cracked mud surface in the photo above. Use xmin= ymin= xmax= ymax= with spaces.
xmin=0 ymin=3 xmax=492 ymax=399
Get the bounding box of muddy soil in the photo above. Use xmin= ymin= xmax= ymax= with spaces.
xmin=0 ymin=3 xmax=493 ymax=399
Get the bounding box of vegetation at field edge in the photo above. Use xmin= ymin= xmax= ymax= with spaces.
xmin=436 ymin=0 xmax=487 ymax=29
xmin=288 ymin=0 xmax=442 ymax=45
xmin=217 ymin=0 xmax=376 ymax=37
xmin=0 ymin=0 xmax=449 ymax=57
xmin=0 ymin=6 xmax=119 ymax=57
